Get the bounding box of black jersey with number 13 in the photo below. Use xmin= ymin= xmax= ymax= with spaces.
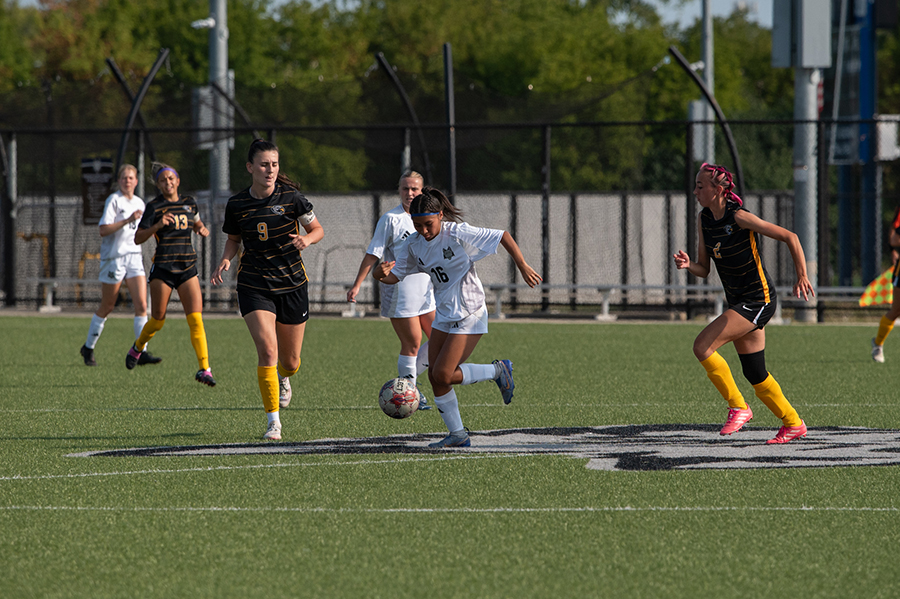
xmin=139 ymin=194 xmax=200 ymax=275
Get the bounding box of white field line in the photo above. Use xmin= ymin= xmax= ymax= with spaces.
xmin=0 ymin=505 xmax=896 ymax=514
xmin=0 ymin=454 xmax=518 ymax=482
xmin=0 ymin=402 xmax=887 ymax=413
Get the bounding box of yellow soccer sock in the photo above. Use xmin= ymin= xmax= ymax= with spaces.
xmin=135 ymin=317 xmax=165 ymax=351
xmin=258 ymin=366 xmax=279 ymax=413
xmin=277 ymin=360 xmax=300 ymax=379
xmin=753 ymin=374 xmax=802 ymax=427
xmin=875 ymin=315 xmax=895 ymax=346
xmin=700 ymin=352 xmax=747 ymax=410
xmin=186 ymin=312 xmax=210 ymax=371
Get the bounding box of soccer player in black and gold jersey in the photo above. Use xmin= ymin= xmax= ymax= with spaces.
xmin=673 ymin=163 xmax=815 ymax=444
xmin=211 ymin=139 xmax=324 ymax=440
xmin=127 ymin=162 xmax=216 ymax=387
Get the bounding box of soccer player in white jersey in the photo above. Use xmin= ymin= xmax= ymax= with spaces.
xmin=80 ymin=164 xmax=161 ymax=367
xmin=374 ymin=187 xmax=542 ymax=448
xmin=347 ymin=171 xmax=436 ymax=408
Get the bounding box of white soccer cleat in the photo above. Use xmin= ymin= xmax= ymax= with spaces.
xmin=872 ymin=338 xmax=885 ymax=363
xmin=263 ymin=421 xmax=282 ymax=441
xmin=279 ymin=375 xmax=292 ymax=408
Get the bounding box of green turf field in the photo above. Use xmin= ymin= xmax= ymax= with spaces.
xmin=0 ymin=314 xmax=897 ymax=598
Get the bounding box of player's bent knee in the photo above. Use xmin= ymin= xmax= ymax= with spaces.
xmin=738 ymin=350 xmax=768 ymax=385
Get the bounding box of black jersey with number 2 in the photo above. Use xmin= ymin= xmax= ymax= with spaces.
xmin=222 ymin=182 xmax=315 ymax=294
xmin=700 ymin=202 xmax=774 ymax=306
xmin=139 ymin=194 xmax=200 ymax=275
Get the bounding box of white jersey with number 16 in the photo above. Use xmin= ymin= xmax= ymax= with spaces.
xmin=394 ymin=221 xmax=503 ymax=322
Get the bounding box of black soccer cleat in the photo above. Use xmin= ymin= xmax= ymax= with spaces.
xmin=80 ymin=345 xmax=97 ymax=367
xmin=137 ymin=351 xmax=162 ymax=366
xmin=125 ymin=345 xmax=141 ymax=370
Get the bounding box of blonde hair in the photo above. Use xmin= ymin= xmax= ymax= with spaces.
xmin=399 ymin=171 xmax=424 ymax=186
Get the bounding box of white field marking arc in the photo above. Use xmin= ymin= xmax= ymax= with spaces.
xmin=0 ymin=454 xmax=516 ymax=483
xmin=0 ymin=505 xmax=897 ymax=514
xmin=65 ymin=425 xmax=900 ymax=472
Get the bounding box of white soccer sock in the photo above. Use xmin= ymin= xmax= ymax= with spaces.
xmin=416 ymin=341 xmax=429 ymax=376
xmin=433 ymin=389 xmax=464 ymax=433
xmin=397 ymin=354 xmax=417 ymax=379
xmin=85 ymin=314 xmax=106 ymax=349
xmin=267 ymin=411 xmax=281 ymax=426
xmin=459 ymin=363 xmax=498 ymax=385
xmin=134 ymin=315 xmax=148 ymax=346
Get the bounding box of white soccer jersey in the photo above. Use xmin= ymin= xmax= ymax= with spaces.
xmin=98 ymin=190 xmax=145 ymax=260
xmin=367 ymin=204 xmax=435 ymax=318
xmin=395 ymin=221 xmax=503 ymax=322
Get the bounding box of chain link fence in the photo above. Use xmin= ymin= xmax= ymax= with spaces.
xmin=1 ymin=119 xmax=895 ymax=318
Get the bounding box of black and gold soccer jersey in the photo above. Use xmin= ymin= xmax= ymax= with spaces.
xmin=222 ymin=183 xmax=314 ymax=294
xmin=700 ymin=203 xmax=774 ymax=306
xmin=139 ymin=195 xmax=200 ymax=274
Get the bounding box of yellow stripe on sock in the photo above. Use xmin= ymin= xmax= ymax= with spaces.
xmin=699 ymin=352 xmax=747 ymax=410
xmin=258 ymin=366 xmax=279 ymax=413
xmin=753 ymin=374 xmax=802 ymax=427
xmin=875 ymin=315 xmax=895 ymax=346
xmin=186 ymin=312 xmax=210 ymax=371
xmin=277 ymin=360 xmax=300 ymax=379
xmin=135 ymin=317 xmax=165 ymax=351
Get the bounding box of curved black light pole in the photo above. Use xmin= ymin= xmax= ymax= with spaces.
xmin=106 ymin=57 xmax=156 ymax=162
xmin=115 ymin=48 xmax=169 ymax=171
xmin=374 ymin=52 xmax=433 ymax=184
xmin=668 ymin=46 xmax=745 ymax=197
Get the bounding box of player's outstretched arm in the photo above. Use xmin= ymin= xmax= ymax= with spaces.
xmin=500 ymin=231 xmax=542 ymax=288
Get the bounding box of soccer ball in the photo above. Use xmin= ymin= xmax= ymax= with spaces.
xmin=378 ymin=377 xmax=420 ymax=419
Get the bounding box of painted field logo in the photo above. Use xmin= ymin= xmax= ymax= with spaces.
xmin=69 ymin=425 xmax=900 ymax=471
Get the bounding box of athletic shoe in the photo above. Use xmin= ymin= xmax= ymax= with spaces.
xmin=427 ymin=429 xmax=471 ymax=449
xmin=872 ymin=338 xmax=885 ymax=363
xmin=416 ymin=384 xmax=432 ymax=411
xmin=125 ymin=345 xmax=141 ymax=370
xmin=195 ymin=369 xmax=216 ymax=387
xmin=137 ymin=351 xmax=162 ymax=366
xmin=263 ymin=421 xmax=282 ymax=441
xmin=279 ymin=375 xmax=292 ymax=409
xmin=766 ymin=420 xmax=807 ymax=444
xmin=719 ymin=405 xmax=753 ymax=435
xmin=493 ymin=359 xmax=515 ymax=404
xmin=80 ymin=345 xmax=97 ymax=367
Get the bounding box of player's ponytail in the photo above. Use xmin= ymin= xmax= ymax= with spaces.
xmin=247 ymin=138 xmax=303 ymax=192
xmin=410 ymin=187 xmax=463 ymax=222
xmin=700 ymin=162 xmax=742 ymax=206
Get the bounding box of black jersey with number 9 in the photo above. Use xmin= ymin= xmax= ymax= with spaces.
xmin=223 ymin=182 xmax=315 ymax=294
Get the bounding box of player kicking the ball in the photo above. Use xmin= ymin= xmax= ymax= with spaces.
xmin=374 ymin=187 xmax=541 ymax=448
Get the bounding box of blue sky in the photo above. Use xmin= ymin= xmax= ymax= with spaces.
xmin=15 ymin=0 xmax=774 ymax=30
xmin=656 ymin=0 xmax=773 ymax=29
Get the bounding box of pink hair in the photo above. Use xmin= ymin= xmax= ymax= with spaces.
xmin=700 ymin=163 xmax=742 ymax=206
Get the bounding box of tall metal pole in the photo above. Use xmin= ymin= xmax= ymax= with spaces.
xmin=793 ymin=66 xmax=820 ymax=322
xmin=444 ymin=43 xmax=457 ymax=199
xmin=208 ymin=0 xmax=229 ymax=303
xmin=701 ymin=0 xmax=715 ymax=163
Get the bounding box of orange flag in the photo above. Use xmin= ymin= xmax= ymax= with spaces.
xmin=859 ymin=268 xmax=894 ymax=307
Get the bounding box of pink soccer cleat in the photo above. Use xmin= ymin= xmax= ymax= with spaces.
xmin=766 ymin=420 xmax=807 ymax=444
xmin=720 ymin=405 xmax=753 ymax=435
